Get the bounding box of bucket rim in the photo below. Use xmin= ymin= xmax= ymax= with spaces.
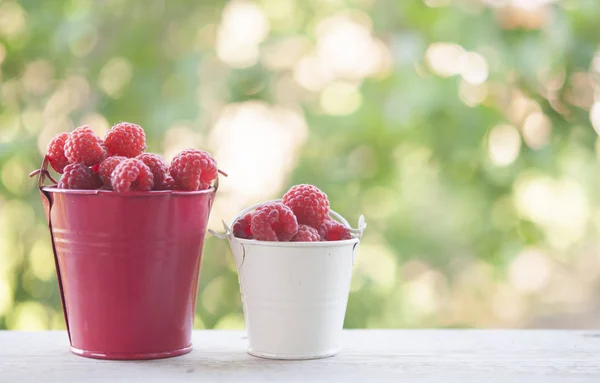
xmin=230 ymin=236 xmax=360 ymax=248
xmin=41 ymin=186 xmax=216 ymax=197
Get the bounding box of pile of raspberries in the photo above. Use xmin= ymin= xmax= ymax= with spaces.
xmin=232 ymin=184 xmax=352 ymax=242
xmin=45 ymin=122 xmax=218 ymax=192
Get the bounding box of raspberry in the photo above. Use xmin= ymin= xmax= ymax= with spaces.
xmin=232 ymin=213 xmax=253 ymax=239
xmin=104 ymin=122 xmax=147 ymax=158
xmin=282 ymin=184 xmax=330 ymax=228
xmin=169 ymin=149 xmax=218 ymax=191
xmin=47 ymin=132 xmax=70 ymax=173
xmin=292 ymin=224 xmax=320 ymax=242
xmin=64 ymin=126 xmax=107 ymax=166
xmin=251 ymin=202 xmax=298 ymax=241
xmin=319 ymin=219 xmax=352 ymax=241
xmin=57 ymin=163 xmax=101 ymax=190
xmin=111 ymin=158 xmax=154 ymax=192
xmin=161 ymin=175 xmax=176 ymax=190
xmin=137 ymin=153 xmax=169 ymax=190
xmin=97 ymin=156 xmax=126 ymax=187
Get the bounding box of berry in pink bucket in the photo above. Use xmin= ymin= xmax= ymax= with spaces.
xmin=97 ymin=156 xmax=126 ymax=187
xmin=169 ymin=149 xmax=218 ymax=191
xmin=111 ymin=158 xmax=154 ymax=192
xmin=31 ymin=120 xmax=223 ymax=360
xmin=104 ymin=122 xmax=147 ymax=158
xmin=137 ymin=153 xmax=170 ymax=189
xmin=64 ymin=126 xmax=107 ymax=166
xmin=34 ymin=123 xmax=220 ymax=192
xmin=47 ymin=132 xmax=70 ymax=173
xmin=57 ymin=163 xmax=101 ymax=190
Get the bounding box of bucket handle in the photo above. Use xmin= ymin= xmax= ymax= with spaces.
xmin=29 ymin=156 xmax=58 ymax=189
xmin=29 ymin=156 xmax=72 ymax=345
xmin=209 ymin=199 xmax=367 ymax=240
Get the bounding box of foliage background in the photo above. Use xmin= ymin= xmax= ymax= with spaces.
xmin=1 ymin=0 xmax=600 ymax=330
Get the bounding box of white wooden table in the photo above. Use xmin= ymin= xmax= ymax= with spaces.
xmin=1 ymin=330 xmax=599 ymax=382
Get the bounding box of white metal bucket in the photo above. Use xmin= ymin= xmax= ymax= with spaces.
xmin=211 ymin=200 xmax=366 ymax=360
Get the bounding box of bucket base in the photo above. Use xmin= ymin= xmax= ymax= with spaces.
xmin=247 ymin=347 xmax=339 ymax=360
xmin=70 ymin=344 xmax=193 ymax=360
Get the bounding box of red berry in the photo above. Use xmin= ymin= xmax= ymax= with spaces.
xmin=233 ymin=213 xmax=253 ymax=239
xmin=111 ymin=158 xmax=154 ymax=192
xmin=319 ymin=219 xmax=352 ymax=241
xmin=282 ymin=184 xmax=330 ymax=228
xmin=136 ymin=153 xmax=169 ymax=190
xmin=97 ymin=156 xmax=126 ymax=187
xmin=161 ymin=175 xmax=176 ymax=190
xmin=169 ymin=149 xmax=218 ymax=191
xmin=57 ymin=163 xmax=101 ymax=190
xmin=104 ymin=122 xmax=147 ymax=157
xmin=251 ymin=202 xmax=298 ymax=241
xmin=64 ymin=126 xmax=107 ymax=166
xmin=47 ymin=132 xmax=70 ymax=173
xmin=292 ymin=224 xmax=320 ymax=242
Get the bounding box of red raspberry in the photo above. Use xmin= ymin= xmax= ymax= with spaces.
xmin=57 ymin=163 xmax=101 ymax=190
xmin=161 ymin=175 xmax=176 ymax=190
xmin=47 ymin=132 xmax=70 ymax=173
xmin=111 ymin=158 xmax=154 ymax=192
xmin=64 ymin=126 xmax=107 ymax=166
xmin=169 ymin=149 xmax=218 ymax=191
xmin=97 ymin=156 xmax=126 ymax=188
xmin=319 ymin=219 xmax=352 ymax=241
xmin=104 ymin=122 xmax=147 ymax=157
xmin=292 ymin=224 xmax=320 ymax=242
xmin=232 ymin=213 xmax=253 ymax=239
xmin=136 ymin=153 xmax=169 ymax=190
xmin=282 ymin=184 xmax=330 ymax=228
xmin=251 ymin=202 xmax=298 ymax=241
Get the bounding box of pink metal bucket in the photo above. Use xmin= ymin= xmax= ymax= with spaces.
xmin=34 ymin=158 xmax=216 ymax=360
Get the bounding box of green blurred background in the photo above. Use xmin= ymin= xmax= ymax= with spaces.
xmin=1 ymin=0 xmax=600 ymax=330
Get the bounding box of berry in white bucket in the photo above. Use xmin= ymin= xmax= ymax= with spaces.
xmin=283 ymin=184 xmax=330 ymax=228
xmin=231 ymin=184 xmax=352 ymax=242
xmin=250 ymin=202 xmax=298 ymax=241
xmin=212 ymin=184 xmax=366 ymax=359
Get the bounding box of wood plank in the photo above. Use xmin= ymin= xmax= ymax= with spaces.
xmin=1 ymin=330 xmax=599 ymax=382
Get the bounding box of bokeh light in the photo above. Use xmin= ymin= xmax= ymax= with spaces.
xmin=216 ymin=1 xmax=270 ymax=68
xmin=488 ymin=124 xmax=521 ymax=166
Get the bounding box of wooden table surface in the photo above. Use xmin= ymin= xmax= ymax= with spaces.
xmin=1 ymin=330 xmax=599 ymax=382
